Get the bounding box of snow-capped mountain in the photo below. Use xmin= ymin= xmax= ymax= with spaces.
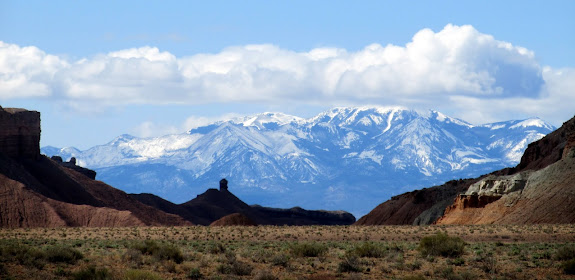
xmin=42 ymin=107 xmax=555 ymax=217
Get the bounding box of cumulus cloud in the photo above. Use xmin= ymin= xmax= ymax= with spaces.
xmin=131 ymin=113 xmax=243 ymax=138
xmin=449 ymin=67 xmax=575 ymax=126
xmin=1 ymin=24 xmax=572 ymax=125
xmin=0 ymin=41 xmax=68 ymax=98
xmin=131 ymin=121 xmax=180 ymax=138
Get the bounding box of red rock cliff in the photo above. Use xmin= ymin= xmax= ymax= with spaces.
xmin=0 ymin=107 xmax=41 ymax=159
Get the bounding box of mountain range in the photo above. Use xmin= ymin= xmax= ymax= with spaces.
xmin=0 ymin=106 xmax=354 ymax=227
xmin=42 ymin=106 xmax=555 ymax=217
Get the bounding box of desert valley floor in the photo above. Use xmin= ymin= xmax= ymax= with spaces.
xmin=1 ymin=225 xmax=574 ymax=279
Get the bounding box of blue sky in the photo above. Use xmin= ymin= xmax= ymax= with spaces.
xmin=1 ymin=0 xmax=574 ymax=149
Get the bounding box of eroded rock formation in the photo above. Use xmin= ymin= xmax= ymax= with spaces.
xmin=436 ymin=118 xmax=575 ymax=224
xmin=132 ymin=182 xmax=356 ymax=226
xmin=0 ymin=107 xmax=41 ymax=159
xmin=358 ymin=114 xmax=575 ymax=225
xmin=354 ymin=179 xmax=476 ymax=225
xmin=0 ymin=107 xmax=190 ymax=227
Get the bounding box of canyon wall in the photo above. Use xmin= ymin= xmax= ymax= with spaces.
xmin=0 ymin=107 xmax=41 ymax=159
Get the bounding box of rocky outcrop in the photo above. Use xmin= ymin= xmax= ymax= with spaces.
xmin=251 ymin=205 xmax=357 ymax=226
xmin=0 ymin=153 xmax=191 ymax=227
xmin=0 ymin=107 xmax=191 ymax=227
xmin=0 ymin=107 xmax=41 ymax=159
xmin=210 ymin=213 xmax=257 ymax=226
xmin=62 ymin=166 xmax=190 ymax=226
xmin=132 ymin=183 xmax=356 ymax=226
xmin=359 ymin=115 xmax=575 ymax=226
xmin=354 ymin=179 xmax=476 ymax=225
xmin=0 ymin=172 xmax=144 ymax=227
xmin=436 ymin=116 xmax=575 ymax=225
xmin=513 ymin=115 xmax=575 ymax=172
xmin=51 ymin=156 xmax=97 ymax=180
xmin=436 ymin=153 xmax=575 ymax=224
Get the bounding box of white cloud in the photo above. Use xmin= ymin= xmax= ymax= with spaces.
xmin=1 ymin=24 xmax=573 ymax=126
xmin=0 ymin=41 xmax=68 ymax=98
xmin=131 ymin=121 xmax=180 ymax=138
xmin=182 ymin=113 xmax=243 ymax=131
xmin=131 ymin=113 xmax=243 ymax=138
xmin=447 ymin=67 xmax=575 ymax=126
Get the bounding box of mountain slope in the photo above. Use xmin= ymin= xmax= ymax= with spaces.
xmin=0 ymin=107 xmax=191 ymax=227
xmin=0 ymin=153 xmax=191 ymax=227
xmin=436 ymin=115 xmax=575 ymax=224
xmin=357 ymin=114 xmax=575 ymax=225
xmin=354 ymin=178 xmax=477 ymax=225
xmin=43 ymin=107 xmax=554 ymax=217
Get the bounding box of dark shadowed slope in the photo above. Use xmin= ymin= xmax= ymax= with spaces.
xmin=210 ymin=213 xmax=257 ymax=226
xmin=0 ymin=107 xmax=190 ymax=227
xmin=131 ymin=187 xmax=356 ymax=226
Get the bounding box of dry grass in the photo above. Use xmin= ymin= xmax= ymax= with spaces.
xmin=0 ymin=224 xmax=573 ymax=279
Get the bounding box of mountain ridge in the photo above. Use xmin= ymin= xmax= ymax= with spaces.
xmin=42 ymin=106 xmax=554 ymax=217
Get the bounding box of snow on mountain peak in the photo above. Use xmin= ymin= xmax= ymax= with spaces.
xmin=311 ymin=106 xmax=409 ymax=127
xmin=232 ymin=112 xmax=305 ymax=129
xmin=510 ymin=117 xmax=554 ymax=130
xmin=109 ymin=134 xmax=137 ymax=145
xmin=426 ymin=110 xmax=473 ymax=127
xmin=40 ymin=106 xmax=556 ymax=217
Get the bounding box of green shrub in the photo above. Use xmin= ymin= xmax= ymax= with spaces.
xmin=253 ymin=270 xmax=278 ymax=280
xmin=155 ymin=245 xmax=184 ymax=263
xmin=418 ymin=232 xmax=465 ymax=258
xmin=124 ymin=269 xmax=162 ymax=280
xmin=352 ymin=242 xmax=386 ymax=258
xmin=123 ymin=248 xmax=143 ymax=267
xmin=54 ymin=267 xmax=70 ymax=276
xmin=434 ymin=266 xmax=458 ymax=280
xmin=403 ymin=275 xmax=426 ymax=280
xmin=72 ymin=266 xmax=111 ymax=280
xmin=131 ymin=240 xmax=160 ymax=255
xmin=130 ymin=241 xmax=183 ymax=264
xmin=216 ymin=264 xmax=232 ymax=274
xmin=271 ymin=253 xmax=290 ymax=267
xmin=406 ymin=260 xmax=422 ymax=270
xmin=447 ymin=257 xmax=465 ymax=266
xmin=208 ymin=242 xmax=226 ymax=254
xmin=555 ymin=245 xmax=575 ymax=261
xmin=562 ymin=259 xmax=575 ymax=275
xmin=217 ymin=261 xmax=253 ymax=276
xmin=217 ymin=252 xmax=253 ymax=276
xmin=337 ymin=255 xmax=362 ymax=273
xmin=230 ymin=260 xmax=253 ymax=276
xmin=0 ymin=241 xmax=46 ymax=269
xmin=45 ymin=245 xmax=83 ymax=264
xmin=290 ymin=242 xmax=328 ymax=257
xmin=474 ymin=252 xmax=497 ymax=273
xmin=188 ymin=267 xmax=203 ymax=279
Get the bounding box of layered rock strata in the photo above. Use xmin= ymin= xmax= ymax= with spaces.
xmin=436 ymin=131 xmax=575 ymax=224
xmin=0 ymin=107 xmax=41 ymax=159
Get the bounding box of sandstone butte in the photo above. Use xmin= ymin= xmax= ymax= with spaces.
xmin=0 ymin=106 xmax=191 ymax=228
xmin=356 ymin=114 xmax=575 ymax=226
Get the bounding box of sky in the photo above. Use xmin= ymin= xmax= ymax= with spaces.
xmin=1 ymin=0 xmax=574 ymax=149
